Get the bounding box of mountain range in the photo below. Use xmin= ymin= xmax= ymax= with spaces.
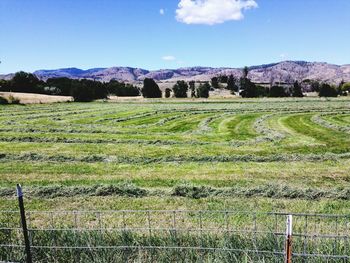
xmin=1 ymin=61 xmax=350 ymax=84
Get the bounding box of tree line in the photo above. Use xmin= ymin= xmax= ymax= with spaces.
xmin=1 ymin=70 xmax=349 ymax=102
xmin=210 ymin=67 xmax=349 ymax=98
xmin=0 ymin=71 xmax=140 ymax=102
xmin=141 ymin=79 xmax=210 ymax=98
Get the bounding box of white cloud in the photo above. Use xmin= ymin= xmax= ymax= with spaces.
xmin=160 ymin=8 xmax=165 ymax=15
xmin=162 ymin=55 xmax=176 ymax=61
xmin=280 ymin=53 xmax=288 ymax=60
xmin=176 ymin=0 xmax=258 ymax=25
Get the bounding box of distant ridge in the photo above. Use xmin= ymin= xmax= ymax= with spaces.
xmin=1 ymin=61 xmax=350 ymax=84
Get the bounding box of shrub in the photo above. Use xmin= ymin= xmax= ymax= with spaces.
xmin=164 ymin=88 xmax=171 ymax=98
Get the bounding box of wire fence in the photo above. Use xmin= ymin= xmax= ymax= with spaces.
xmin=1 ymin=209 xmax=349 ymax=262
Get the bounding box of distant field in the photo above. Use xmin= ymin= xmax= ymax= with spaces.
xmin=0 ymin=92 xmax=72 ymax=104
xmin=0 ymin=97 xmax=350 ymax=214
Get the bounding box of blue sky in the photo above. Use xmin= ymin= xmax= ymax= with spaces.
xmin=1 ymin=0 xmax=350 ymax=73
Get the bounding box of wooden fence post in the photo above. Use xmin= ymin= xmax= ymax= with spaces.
xmin=285 ymin=215 xmax=293 ymax=263
xmin=17 ymin=184 xmax=32 ymax=263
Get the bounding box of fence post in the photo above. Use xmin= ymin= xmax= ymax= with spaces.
xmin=17 ymin=184 xmax=32 ymax=263
xmin=285 ymin=215 xmax=293 ymax=263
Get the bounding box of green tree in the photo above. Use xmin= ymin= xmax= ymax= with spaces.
xmin=107 ymin=80 xmax=139 ymax=96
xmin=196 ymin=82 xmax=210 ymax=98
xmin=239 ymin=67 xmax=259 ymax=98
xmin=141 ymin=78 xmax=162 ymax=98
xmin=319 ymin=83 xmax=338 ymax=97
xmin=71 ymin=79 xmax=108 ymax=102
xmin=310 ymin=80 xmax=321 ymax=92
xmin=291 ymin=81 xmax=303 ymax=97
xmin=269 ymin=86 xmax=289 ymax=97
xmin=189 ymin=81 xmax=196 ymax=98
xmin=0 ymin=79 xmax=11 ymax=92
xmin=256 ymin=85 xmax=268 ymax=97
xmin=218 ymin=75 xmax=228 ymax=83
xmin=341 ymin=82 xmax=350 ymax=92
xmin=11 ymin=71 xmax=41 ymax=93
xmin=71 ymin=80 xmax=95 ymax=102
xmin=240 ymin=79 xmax=258 ymax=98
xmin=46 ymin=77 xmax=72 ymax=96
xmin=211 ymin=77 xmax=219 ymax=89
xmin=172 ymin=80 xmax=188 ymax=98
xmin=227 ymin=74 xmax=238 ymax=94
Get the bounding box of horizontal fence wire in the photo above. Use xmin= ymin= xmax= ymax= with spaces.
xmin=0 ymin=210 xmax=349 ymax=262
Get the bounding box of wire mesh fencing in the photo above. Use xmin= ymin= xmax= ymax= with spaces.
xmin=0 ymin=210 xmax=349 ymax=262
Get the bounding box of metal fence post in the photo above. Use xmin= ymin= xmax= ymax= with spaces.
xmin=285 ymin=215 xmax=293 ymax=263
xmin=17 ymin=184 xmax=32 ymax=263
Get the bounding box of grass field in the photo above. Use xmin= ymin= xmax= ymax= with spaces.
xmin=1 ymin=97 xmax=350 ymax=261
xmin=0 ymin=97 xmax=350 ymax=214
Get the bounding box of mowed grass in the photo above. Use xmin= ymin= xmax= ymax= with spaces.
xmin=0 ymin=97 xmax=350 ymax=214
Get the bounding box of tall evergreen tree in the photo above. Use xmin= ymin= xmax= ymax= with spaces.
xmin=141 ymin=78 xmax=162 ymax=98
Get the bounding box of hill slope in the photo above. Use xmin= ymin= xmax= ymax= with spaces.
xmin=2 ymin=61 xmax=350 ymax=83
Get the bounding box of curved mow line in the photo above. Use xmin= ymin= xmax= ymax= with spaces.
xmin=252 ymin=113 xmax=285 ymax=143
xmin=311 ymin=114 xmax=350 ymax=134
xmin=191 ymin=115 xmax=219 ymax=134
